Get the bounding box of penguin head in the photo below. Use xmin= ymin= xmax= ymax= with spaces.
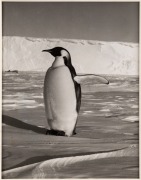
xmin=42 ymin=47 xmax=69 ymax=59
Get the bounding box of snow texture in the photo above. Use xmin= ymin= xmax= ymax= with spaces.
xmin=3 ymin=36 xmax=139 ymax=75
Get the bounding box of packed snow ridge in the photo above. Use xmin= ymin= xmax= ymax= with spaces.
xmin=3 ymin=36 xmax=139 ymax=75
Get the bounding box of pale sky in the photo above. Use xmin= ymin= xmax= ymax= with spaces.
xmin=2 ymin=2 xmax=139 ymax=42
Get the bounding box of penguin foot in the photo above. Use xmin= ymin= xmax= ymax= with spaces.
xmin=55 ymin=130 xmax=66 ymax=136
xmin=46 ymin=129 xmax=65 ymax=136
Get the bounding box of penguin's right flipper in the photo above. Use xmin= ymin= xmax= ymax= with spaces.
xmin=74 ymin=74 xmax=109 ymax=85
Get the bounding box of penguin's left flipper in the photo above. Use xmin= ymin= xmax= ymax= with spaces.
xmin=74 ymin=74 xmax=109 ymax=85
xmin=73 ymin=129 xmax=77 ymax=135
xmin=46 ymin=129 xmax=65 ymax=136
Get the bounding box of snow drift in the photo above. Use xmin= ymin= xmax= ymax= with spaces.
xmin=2 ymin=36 xmax=139 ymax=75
xmin=2 ymin=145 xmax=138 ymax=179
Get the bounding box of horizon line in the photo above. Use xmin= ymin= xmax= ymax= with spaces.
xmin=2 ymin=35 xmax=139 ymax=45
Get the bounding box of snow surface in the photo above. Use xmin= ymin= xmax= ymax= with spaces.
xmin=2 ymin=145 xmax=138 ymax=179
xmin=3 ymin=36 xmax=139 ymax=75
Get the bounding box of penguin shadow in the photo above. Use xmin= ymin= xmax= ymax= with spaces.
xmin=2 ymin=115 xmax=46 ymax=134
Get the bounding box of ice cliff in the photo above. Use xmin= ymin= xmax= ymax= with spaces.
xmin=3 ymin=36 xmax=139 ymax=75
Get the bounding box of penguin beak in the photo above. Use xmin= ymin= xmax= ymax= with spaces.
xmin=42 ymin=49 xmax=52 ymax=53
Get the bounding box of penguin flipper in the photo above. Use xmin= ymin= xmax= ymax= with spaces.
xmin=73 ymin=129 xmax=77 ymax=135
xmin=74 ymin=74 xmax=109 ymax=85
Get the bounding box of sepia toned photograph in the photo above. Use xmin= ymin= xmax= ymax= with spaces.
xmin=2 ymin=1 xmax=139 ymax=178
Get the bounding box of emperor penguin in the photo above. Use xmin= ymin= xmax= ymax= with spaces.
xmin=42 ymin=47 xmax=109 ymax=137
xmin=42 ymin=47 xmax=81 ymax=137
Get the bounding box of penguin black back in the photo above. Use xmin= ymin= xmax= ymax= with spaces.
xmin=63 ymin=54 xmax=81 ymax=113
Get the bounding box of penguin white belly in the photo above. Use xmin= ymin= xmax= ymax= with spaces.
xmin=44 ymin=66 xmax=77 ymax=136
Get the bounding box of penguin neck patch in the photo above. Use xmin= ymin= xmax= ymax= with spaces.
xmin=61 ymin=50 xmax=69 ymax=59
